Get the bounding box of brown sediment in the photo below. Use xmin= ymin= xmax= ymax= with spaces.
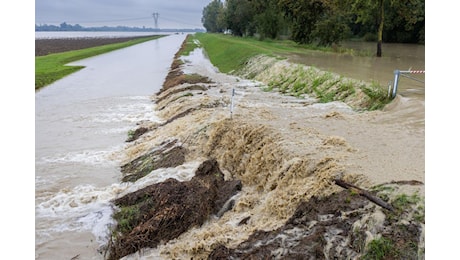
xmin=208 ymin=189 xmax=421 ymax=260
xmin=106 ymin=35 xmax=425 ymax=259
xmin=120 ymin=139 xmax=187 ymax=182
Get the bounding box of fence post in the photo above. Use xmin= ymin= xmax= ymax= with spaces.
xmin=389 ymin=69 xmax=425 ymax=99
xmin=230 ymin=88 xmax=235 ymax=118
xmin=391 ymin=70 xmax=400 ymax=99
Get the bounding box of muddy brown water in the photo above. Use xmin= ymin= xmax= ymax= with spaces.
xmin=35 ymin=34 xmax=424 ymax=259
xmin=287 ymin=41 xmax=425 ymax=100
xmin=119 ymin=43 xmax=424 ymax=259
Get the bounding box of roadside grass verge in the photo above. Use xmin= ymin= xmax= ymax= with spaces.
xmin=194 ymin=33 xmax=299 ymax=73
xmin=193 ymin=33 xmax=359 ymax=74
xmin=193 ymin=33 xmax=391 ymax=110
xmin=35 ymin=35 xmax=164 ymax=90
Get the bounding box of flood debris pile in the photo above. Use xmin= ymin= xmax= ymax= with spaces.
xmin=208 ymin=183 xmax=424 ymax=260
xmin=107 ymin=159 xmax=242 ymax=260
xmin=104 ymin=36 xmax=424 ymax=259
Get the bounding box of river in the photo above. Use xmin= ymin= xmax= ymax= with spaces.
xmin=35 ymin=33 xmax=187 ymax=259
xmin=35 ymin=33 xmax=424 ymax=259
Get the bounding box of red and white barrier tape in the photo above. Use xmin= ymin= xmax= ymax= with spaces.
xmin=408 ymin=70 xmax=425 ymax=74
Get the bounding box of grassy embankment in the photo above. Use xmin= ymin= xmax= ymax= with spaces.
xmin=35 ymin=35 xmax=164 ymax=90
xmin=193 ymin=33 xmax=390 ymax=110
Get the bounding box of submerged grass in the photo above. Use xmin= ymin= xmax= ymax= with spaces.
xmin=35 ymin=35 xmax=164 ymax=90
xmin=193 ymin=33 xmax=391 ymax=111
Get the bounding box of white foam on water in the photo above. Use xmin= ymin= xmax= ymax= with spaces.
xmin=84 ymin=100 xmax=162 ymax=124
xmin=35 ymin=183 xmax=128 ymax=245
xmin=116 ymin=160 xmax=201 ymax=198
xmin=37 ymin=146 xmax=123 ymax=166
xmin=36 ymin=160 xmax=201 ymax=246
xmin=309 ymin=101 xmax=354 ymax=112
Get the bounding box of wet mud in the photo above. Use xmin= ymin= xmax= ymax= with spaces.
xmin=209 ymin=185 xmax=423 ymax=260
xmin=108 ymin=159 xmax=242 ymax=260
xmin=105 ymin=36 xmax=424 ymax=259
xmin=120 ymin=139 xmax=187 ymax=182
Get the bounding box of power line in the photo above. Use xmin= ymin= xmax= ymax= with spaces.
xmin=152 ymin=12 xmax=159 ymax=29
xmin=160 ymin=16 xmax=202 ymax=28
xmin=36 ymin=14 xmax=203 ymax=28
xmin=42 ymin=16 xmax=153 ymax=24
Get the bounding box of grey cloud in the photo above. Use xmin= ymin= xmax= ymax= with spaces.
xmin=35 ymin=0 xmax=212 ymax=28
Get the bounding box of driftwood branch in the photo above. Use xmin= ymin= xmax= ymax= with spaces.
xmin=334 ymin=179 xmax=394 ymax=212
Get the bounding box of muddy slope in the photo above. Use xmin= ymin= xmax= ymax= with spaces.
xmin=105 ymin=36 xmax=424 ymax=259
xmin=107 ymin=159 xmax=241 ymax=260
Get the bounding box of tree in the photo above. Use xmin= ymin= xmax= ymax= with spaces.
xmin=279 ymin=0 xmax=350 ymax=45
xmin=279 ymin=0 xmax=327 ymax=44
xmin=312 ymin=0 xmax=353 ymax=46
xmin=377 ymin=0 xmax=384 ymax=57
xmin=351 ymin=0 xmax=386 ymax=56
xmin=351 ymin=0 xmax=425 ymax=57
xmin=252 ymin=0 xmax=284 ymax=39
xmin=225 ymin=0 xmax=256 ymax=36
xmin=202 ymin=0 xmax=226 ymax=33
xmin=384 ymin=0 xmax=425 ymax=43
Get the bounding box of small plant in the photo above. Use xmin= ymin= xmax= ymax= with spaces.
xmin=362 ymin=237 xmax=396 ymax=260
xmin=392 ymin=193 xmax=421 ymax=210
xmin=113 ymin=205 xmax=141 ymax=234
xmin=292 ymin=81 xmax=305 ymax=93
xmin=360 ymin=81 xmax=390 ymax=110
xmin=414 ymin=204 xmax=425 ymax=223
xmin=318 ymin=91 xmax=336 ymax=103
xmin=127 ymin=129 xmax=135 ymax=140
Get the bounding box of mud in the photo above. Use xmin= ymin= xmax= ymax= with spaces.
xmin=107 ymin=159 xmax=242 ymax=260
xmin=208 ymin=186 xmax=423 ymax=260
xmin=35 ymin=36 xmax=158 ymax=56
xmin=105 ymin=35 xmax=424 ymax=259
xmin=120 ymin=139 xmax=187 ymax=182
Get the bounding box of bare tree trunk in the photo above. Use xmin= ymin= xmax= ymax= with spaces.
xmin=334 ymin=179 xmax=394 ymax=211
xmin=377 ymin=0 xmax=384 ymax=57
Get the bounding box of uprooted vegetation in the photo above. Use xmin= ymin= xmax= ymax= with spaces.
xmin=104 ymin=35 xmax=424 ymax=259
xmin=107 ymin=159 xmax=242 ymax=260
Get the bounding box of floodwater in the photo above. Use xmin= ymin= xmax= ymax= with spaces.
xmin=287 ymin=41 xmax=425 ymax=100
xmin=35 ymin=33 xmax=187 ymax=259
xmin=35 ymin=33 xmax=424 ymax=259
xmin=119 ymin=44 xmax=425 ymax=259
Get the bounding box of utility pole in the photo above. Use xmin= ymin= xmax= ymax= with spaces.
xmin=152 ymin=12 xmax=159 ymax=29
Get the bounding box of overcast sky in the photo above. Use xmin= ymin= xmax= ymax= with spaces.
xmin=35 ymin=0 xmax=213 ymax=29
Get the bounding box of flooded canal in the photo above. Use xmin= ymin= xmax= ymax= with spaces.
xmin=35 ymin=34 xmax=187 ymax=259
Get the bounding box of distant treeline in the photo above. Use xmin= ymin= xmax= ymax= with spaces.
xmin=35 ymin=22 xmax=205 ymax=32
xmin=202 ymin=0 xmax=424 ymax=55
